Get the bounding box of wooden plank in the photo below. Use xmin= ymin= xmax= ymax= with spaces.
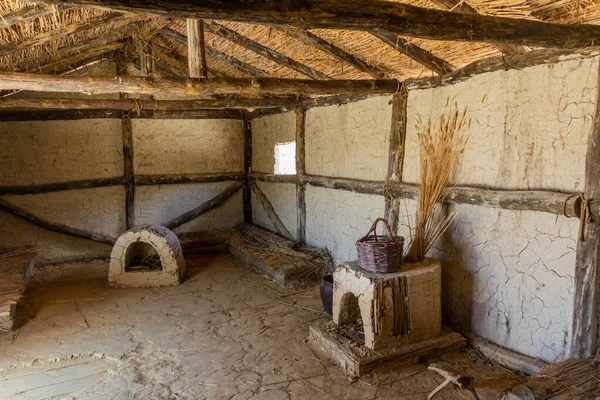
xmin=249 ymin=181 xmax=294 ymax=240
xmin=35 ymin=0 xmax=600 ymax=48
xmin=283 ymin=29 xmax=386 ymax=78
xmin=249 ymin=172 xmax=297 ymax=184
xmin=296 ymin=107 xmax=307 ymax=243
xmin=136 ymin=172 xmax=244 ymax=186
xmin=384 ymin=91 xmax=407 ymax=233
xmin=159 ymin=28 xmax=269 ymax=77
xmin=204 ymin=22 xmax=331 ymax=80
xmin=243 ymin=119 xmax=253 ymax=223
xmin=0 ymin=4 xmax=73 ymax=29
xmin=0 ymin=14 xmax=131 ymax=58
xmin=571 ymin=58 xmax=600 ymax=358
xmin=164 ymin=181 xmax=244 ymax=229
xmin=0 ymin=198 xmax=116 ymax=245
xmin=0 ymin=177 xmax=123 ymax=195
xmin=0 ymin=73 xmax=399 ymax=97
xmin=121 ymin=117 xmax=135 ymax=229
xmin=0 ymin=109 xmax=245 ymax=121
xmin=187 ymin=19 xmax=208 ymax=78
xmin=371 ymin=31 xmax=456 ymax=75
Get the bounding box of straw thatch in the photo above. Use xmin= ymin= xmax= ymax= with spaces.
xmin=0 ymin=0 xmax=599 ymax=79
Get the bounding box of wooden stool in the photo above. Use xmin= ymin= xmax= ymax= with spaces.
xmin=427 ymin=363 xmax=481 ymax=400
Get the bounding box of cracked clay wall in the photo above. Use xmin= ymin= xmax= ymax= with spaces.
xmin=0 ymin=116 xmax=244 ymax=261
xmin=403 ymin=54 xmax=600 ymax=361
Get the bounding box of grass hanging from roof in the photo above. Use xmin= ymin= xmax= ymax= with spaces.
xmin=405 ymin=102 xmax=470 ymax=263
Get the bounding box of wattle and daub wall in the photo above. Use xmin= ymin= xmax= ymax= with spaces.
xmin=249 ymin=53 xmax=600 ymax=362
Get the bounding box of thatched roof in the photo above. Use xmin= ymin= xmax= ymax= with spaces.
xmin=0 ymin=0 xmax=599 ymax=80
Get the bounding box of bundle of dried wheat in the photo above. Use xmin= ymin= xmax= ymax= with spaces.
xmin=405 ymin=103 xmax=470 ymax=263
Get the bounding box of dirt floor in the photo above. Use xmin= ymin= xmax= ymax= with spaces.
xmin=0 ymin=254 xmax=522 ymax=399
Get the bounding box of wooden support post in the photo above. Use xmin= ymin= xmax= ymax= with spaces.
xmin=249 ymin=181 xmax=294 ymax=240
xmin=384 ymin=89 xmax=408 ymax=233
xmin=571 ymin=60 xmax=600 ymax=358
xmin=122 ymin=117 xmax=135 ymax=229
xmin=187 ymin=19 xmax=208 ymax=78
xmin=243 ymin=118 xmax=253 ymax=223
xmin=296 ymin=107 xmax=306 ymax=243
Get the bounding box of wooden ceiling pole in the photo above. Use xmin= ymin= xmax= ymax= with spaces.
xmin=159 ymin=29 xmax=269 ymax=77
xmin=427 ymin=0 xmax=529 ymax=55
xmin=282 ymin=28 xmax=387 ymax=78
xmin=0 ymin=72 xmax=398 ymax=97
xmin=204 ymin=22 xmax=331 ymax=80
xmin=35 ymin=0 xmax=600 ymax=49
xmin=371 ymin=31 xmax=456 ymax=75
xmin=0 ymin=13 xmax=131 ymax=58
xmin=186 ymin=19 xmax=208 ymax=78
xmin=0 ymin=4 xmax=73 ymax=29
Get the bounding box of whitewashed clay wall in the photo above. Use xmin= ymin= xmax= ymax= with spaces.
xmin=0 ymin=118 xmax=244 ymax=260
xmin=250 ymin=54 xmax=599 ymax=362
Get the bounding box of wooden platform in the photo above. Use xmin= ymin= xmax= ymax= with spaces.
xmin=0 ymin=250 xmax=35 ymax=334
xmin=308 ymin=320 xmax=467 ymax=376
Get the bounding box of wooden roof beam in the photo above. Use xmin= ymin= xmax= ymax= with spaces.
xmin=282 ymin=28 xmax=387 ymax=78
xmin=187 ymin=19 xmax=208 ymax=78
xmin=0 ymin=13 xmax=132 ymax=58
xmin=35 ymin=0 xmax=600 ymax=49
xmin=0 ymin=4 xmax=73 ymax=29
xmin=371 ymin=31 xmax=456 ymax=75
xmin=428 ymin=0 xmax=529 ymax=55
xmin=204 ymin=22 xmax=331 ymax=80
xmin=0 ymin=72 xmax=398 ymax=97
xmin=159 ymin=29 xmax=269 ymax=77
xmin=146 ymin=43 xmax=228 ymax=78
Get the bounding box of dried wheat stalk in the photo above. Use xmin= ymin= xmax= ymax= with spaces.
xmin=405 ymin=103 xmax=470 ymax=263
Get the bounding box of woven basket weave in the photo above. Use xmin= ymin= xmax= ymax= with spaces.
xmin=356 ymin=218 xmax=404 ymax=273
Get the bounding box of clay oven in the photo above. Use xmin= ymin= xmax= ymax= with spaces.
xmin=109 ymin=225 xmax=186 ymax=287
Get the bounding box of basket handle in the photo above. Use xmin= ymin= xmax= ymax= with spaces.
xmin=360 ymin=218 xmax=396 ymax=243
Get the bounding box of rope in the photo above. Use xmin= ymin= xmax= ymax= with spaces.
xmin=563 ymin=193 xmax=593 ymax=242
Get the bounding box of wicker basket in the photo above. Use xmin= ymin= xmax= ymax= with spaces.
xmin=356 ymin=218 xmax=404 ymax=273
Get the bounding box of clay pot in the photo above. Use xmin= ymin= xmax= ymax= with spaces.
xmin=320 ymin=274 xmax=334 ymax=316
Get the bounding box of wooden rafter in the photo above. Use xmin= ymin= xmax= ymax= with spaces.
xmin=143 ymin=43 xmax=227 ymax=78
xmin=34 ymin=43 xmax=125 ymax=74
xmin=0 ymin=4 xmax=72 ymax=29
xmin=0 ymin=13 xmax=131 ymax=58
xmin=204 ymin=22 xmax=331 ymax=80
xmin=282 ymin=29 xmax=386 ymax=78
xmin=0 ymin=72 xmax=398 ymax=97
xmin=186 ymin=19 xmax=208 ymax=78
xmin=428 ymin=0 xmax=529 ymax=55
xmin=371 ymin=31 xmax=456 ymax=75
xmin=35 ymin=0 xmax=600 ymax=49
xmin=159 ymin=29 xmax=268 ymax=77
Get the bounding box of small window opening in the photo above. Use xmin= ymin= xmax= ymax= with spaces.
xmin=274 ymin=141 xmax=296 ymax=175
xmin=125 ymin=241 xmax=162 ymax=272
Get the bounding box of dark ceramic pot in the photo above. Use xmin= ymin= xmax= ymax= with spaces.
xmin=320 ymin=274 xmax=334 ymax=317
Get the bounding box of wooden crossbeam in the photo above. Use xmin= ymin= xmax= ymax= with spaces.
xmin=36 ymin=0 xmax=600 ymax=49
xmin=371 ymin=31 xmax=456 ymax=75
xmin=0 ymin=72 xmax=398 ymax=97
xmin=204 ymin=22 xmax=331 ymax=80
xmin=0 ymin=4 xmax=72 ymax=29
xmin=0 ymin=13 xmax=131 ymax=58
xmin=429 ymin=0 xmax=528 ymax=55
xmin=159 ymin=29 xmax=268 ymax=77
xmin=283 ymin=29 xmax=386 ymax=78
xmin=187 ymin=19 xmax=208 ymax=78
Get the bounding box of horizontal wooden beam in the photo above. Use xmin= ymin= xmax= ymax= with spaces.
xmin=250 ymin=172 xmax=583 ymax=216
xmin=0 ymin=198 xmax=116 ymax=244
xmin=36 ymin=0 xmax=600 ymax=49
xmin=0 ymin=109 xmax=245 ymax=121
xmin=283 ymin=29 xmax=386 ymax=78
xmin=164 ymin=181 xmax=243 ymax=229
xmin=406 ymin=47 xmax=599 ymax=90
xmin=204 ymin=22 xmax=331 ymax=80
xmin=371 ymin=31 xmax=456 ymax=74
xmin=0 ymin=4 xmax=72 ymax=29
xmin=136 ymin=172 xmax=244 ymax=186
xmin=0 ymin=73 xmax=399 ymax=97
xmin=0 ymin=14 xmax=131 ymax=58
xmin=0 ymin=177 xmax=123 ymax=195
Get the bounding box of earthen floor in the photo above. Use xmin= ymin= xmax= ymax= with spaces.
xmin=0 ymin=254 xmax=520 ymax=399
